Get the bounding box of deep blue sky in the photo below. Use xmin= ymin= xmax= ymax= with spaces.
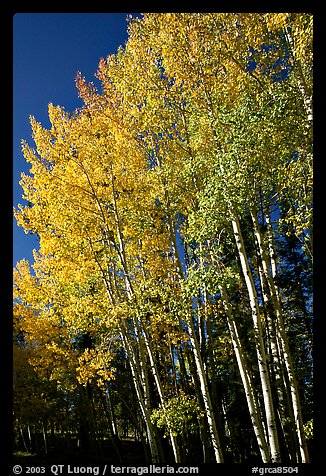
xmin=13 ymin=13 xmax=141 ymax=267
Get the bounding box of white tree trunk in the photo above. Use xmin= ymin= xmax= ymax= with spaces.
xmin=219 ymin=282 xmax=270 ymax=462
xmin=284 ymin=25 xmax=313 ymax=128
xmin=187 ymin=314 xmax=224 ymax=463
xmin=143 ymin=329 xmax=182 ymax=463
xmin=261 ymin=212 xmax=310 ymax=463
xmin=120 ymin=329 xmax=161 ymax=463
xmin=230 ymin=210 xmax=281 ymax=463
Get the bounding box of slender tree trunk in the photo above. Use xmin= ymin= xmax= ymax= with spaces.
xmin=120 ymin=329 xmax=161 ymax=463
xmin=230 ymin=209 xmax=281 ymax=462
xmin=253 ymin=221 xmax=291 ymax=459
xmin=106 ymin=385 xmax=118 ymax=438
xmin=187 ymin=313 xmax=224 ymax=463
xmin=42 ymin=423 xmax=48 ymax=455
xmin=210 ymin=115 xmax=280 ymax=461
xmin=100 ymin=391 xmax=122 ymax=463
xmin=166 ymin=213 xmax=224 ymax=462
xmin=182 ymin=340 xmax=212 ymax=462
xmin=253 ymin=208 xmax=309 ymax=463
xmin=20 ymin=426 xmax=29 ymax=453
xmin=201 ymin=283 xmax=226 ymax=454
xmin=27 ymin=424 xmax=32 ymax=453
xmin=142 ymin=329 xmax=182 ymax=463
xmin=218 ymin=281 xmax=270 ymax=462
xmin=284 ymin=25 xmax=313 ymax=128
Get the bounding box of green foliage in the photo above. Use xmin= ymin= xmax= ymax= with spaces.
xmin=303 ymin=419 xmax=313 ymax=441
xmin=184 ymin=263 xmax=240 ymax=296
xmin=150 ymin=392 xmax=204 ymax=438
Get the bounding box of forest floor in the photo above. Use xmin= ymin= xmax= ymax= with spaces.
xmin=13 ymin=439 xmax=149 ymax=465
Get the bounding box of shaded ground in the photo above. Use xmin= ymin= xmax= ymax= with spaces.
xmin=13 ymin=439 xmax=149 ymax=466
